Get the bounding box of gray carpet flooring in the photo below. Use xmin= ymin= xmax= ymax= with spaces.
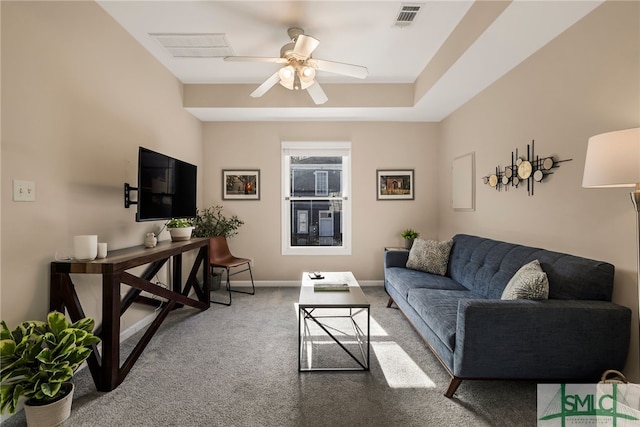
xmin=2 ymin=287 xmax=537 ymax=426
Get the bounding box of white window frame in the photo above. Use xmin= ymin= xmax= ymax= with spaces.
xmin=281 ymin=141 xmax=351 ymax=256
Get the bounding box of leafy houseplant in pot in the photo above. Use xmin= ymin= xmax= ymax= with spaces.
xmin=192 ymin=206 xmax=244 ymax=290
xmin=401 ymin=228 xmax=420 ymax=249
xmin=1 ymin=311 xmax=100 ymax=427
xmin=192 ymin=206 xmax=243 ymax=240
xmin=165 ymin=218 xmax=194 ymax=242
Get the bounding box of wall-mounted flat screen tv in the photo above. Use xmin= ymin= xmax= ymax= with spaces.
xmin=136 ymin=147 xmax=197 ymax=222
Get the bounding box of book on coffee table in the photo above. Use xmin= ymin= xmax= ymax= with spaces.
xmin=313 ymin=282 xmax=350 ymax=292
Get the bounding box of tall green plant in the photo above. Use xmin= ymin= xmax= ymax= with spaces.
xmin=192 ymin=205 xmax=244 ymax=239
xmin=0 ymin=311 xmax=100 ymax=414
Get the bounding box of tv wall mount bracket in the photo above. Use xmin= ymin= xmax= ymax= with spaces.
xmin=124 ymin=183 xmax=138 ymax=208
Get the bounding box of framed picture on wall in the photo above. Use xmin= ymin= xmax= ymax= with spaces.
xmin=222 ymin=170 xmax=260 ymax=200
xmin=376 ymin=169 xmax=414 ymax=200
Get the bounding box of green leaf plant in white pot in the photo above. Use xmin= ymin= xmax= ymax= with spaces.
xmin=0 ymin=311 xmax=100 ymax=426
xmin=165 ymin=218 xmax=194 ymax=242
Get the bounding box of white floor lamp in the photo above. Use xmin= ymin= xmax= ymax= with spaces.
xmin=582 ymin=127 xmax=640 ymax=366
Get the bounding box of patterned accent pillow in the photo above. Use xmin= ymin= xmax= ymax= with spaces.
xmin=501 ymin=259 xmax=550 ymax=300
xmin=406 ymin=239 xmax=453 ymax=276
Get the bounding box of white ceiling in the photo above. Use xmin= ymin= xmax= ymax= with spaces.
xmin=97 ymin=0 xmax=603 ymax=122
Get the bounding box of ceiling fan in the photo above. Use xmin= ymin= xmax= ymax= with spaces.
xmin=224 ymin=27 xmax=368 ymax=105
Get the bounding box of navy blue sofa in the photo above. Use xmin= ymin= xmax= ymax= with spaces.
xmin=384 ymin=234 xmax=631 ymax=397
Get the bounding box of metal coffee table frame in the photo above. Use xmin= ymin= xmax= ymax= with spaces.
xmin=298 ymin=272 xmax=370 ymax=372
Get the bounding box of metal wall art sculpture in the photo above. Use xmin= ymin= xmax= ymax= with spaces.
xmin=482 ymin=140 xmax=572 ymax=196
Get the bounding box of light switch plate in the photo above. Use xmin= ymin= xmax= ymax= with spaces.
xmin=13 ymin=180 xmax=36 ymax=202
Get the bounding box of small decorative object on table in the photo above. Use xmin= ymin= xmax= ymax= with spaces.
xmin=145 ymin=232 xmax=158 ymax=248
xmin=401 ymin=228 xmax=420 ymax=249
xmin=313 ymin=282 xmax=350 ymax=292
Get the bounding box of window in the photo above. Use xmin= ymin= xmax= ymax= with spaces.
xmin=282 ymin=141 xmax=351 ymax=255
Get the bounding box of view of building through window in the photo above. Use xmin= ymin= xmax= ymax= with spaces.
xmin=290 ymin=156 xmax=343 ymax=247
xmin=281 ymin=141 xmax=351 ymax=255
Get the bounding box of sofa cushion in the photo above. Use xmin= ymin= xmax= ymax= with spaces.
xmin=385 ymin=267 xmax=467 ymax=301
xmin=406 ymin=239 xmax=453 ymax=276
xmin=501 ymin=260 xmax=549 ymax=300
xmin=407 ymin=289 xmax=471 ymax=353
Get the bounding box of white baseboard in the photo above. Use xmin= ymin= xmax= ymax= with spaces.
xmin=120 ymin=311 xmax=159 ymax=342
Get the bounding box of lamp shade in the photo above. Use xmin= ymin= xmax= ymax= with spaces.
xmin=582 ymin=127 xmax=640 ymax=188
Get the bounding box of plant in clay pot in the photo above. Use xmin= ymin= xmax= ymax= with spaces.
xmin=1 ymin=311 xmax=100 ymax=425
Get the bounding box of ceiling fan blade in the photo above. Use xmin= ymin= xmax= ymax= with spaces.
xmin=224 ymin=56 xmax=287 ymax=64
xmin=250 ymin=71 xmax=281 ymax=98
xmin=292 ymin=34 xmax=320 ymax=60
xmin=308 ymin=58 xmax=368 ymax=79
xmin=306 ymin=81 xmax=328 ymax=105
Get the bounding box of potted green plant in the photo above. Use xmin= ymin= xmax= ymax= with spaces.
xmin=192 ymin=206 xmax=244 ymax=290
xmin=0 ymin=311 xmax=100 ymax=426
xmin=192 ymin=206 xmax=243 ymax=239
xmin=401 ymin=228 xmax=420 ymax=249
xmin=165 ymin=218 xmax=194 ymax=242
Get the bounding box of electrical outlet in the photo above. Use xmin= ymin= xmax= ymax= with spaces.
xmin=13 ymin=180 xmax=35 ymax=202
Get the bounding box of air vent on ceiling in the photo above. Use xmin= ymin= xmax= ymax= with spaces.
xmin=395 ymin=4 xmax=423 ymax=27
xmin=150 ymin=33 xmax=233 ymax=58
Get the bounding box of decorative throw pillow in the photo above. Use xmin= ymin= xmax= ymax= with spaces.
xmin=406 ymin=239 xmax=453 ymax=276
xmin=501 ymin=259 xmax=550 ymax=300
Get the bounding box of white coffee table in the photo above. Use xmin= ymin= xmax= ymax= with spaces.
xmin=298 ymin=271 xmax=370 ymax=371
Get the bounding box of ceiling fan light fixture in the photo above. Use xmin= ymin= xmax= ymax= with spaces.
xmin=279 ymin=66 xmax=294 ymax=80
xmin=230 ymin=27 xmax=365 ymax=103
xmin=298 ymin=66 xmax=316 ymax=90
xmin=301 ymin=66 xmax=315 ymax=79
xmin=278 ymin=65 xmax=295 ymax=90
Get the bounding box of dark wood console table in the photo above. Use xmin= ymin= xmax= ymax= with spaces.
xmin=50 ymin=238 xmax=210 ymax=392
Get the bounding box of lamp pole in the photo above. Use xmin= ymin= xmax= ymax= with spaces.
xmin=632 ymin=186 xmax=640 ymax=365
xmin=582 ymin=127 xmax=640 ymax=369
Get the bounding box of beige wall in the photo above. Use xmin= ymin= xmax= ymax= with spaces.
xmin=437 ymin=1 xmax=640 ymax=379
xmin=202 ymin=121 xmax=439 ymax=282
xmin=1 ymin=2 xmax=203 ymax=330
xmin=2 ymin=0 xmax=638 ymax=391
